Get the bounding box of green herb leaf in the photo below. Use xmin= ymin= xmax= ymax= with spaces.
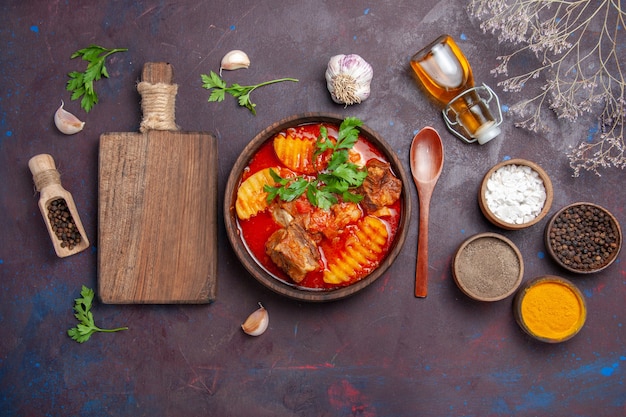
xmin=265 ymin=118 xmax=367 ymax=209
xmin=312 ymin=188 xmax=337 ymax=210
xmin=201 ymin=72 xmax=226 ymax=90
xmin=264 ymin=170 xmax=312 ymax=204
xmin=67 ymin=285 xmax=128 ymax=343
xmin=200 ymin=71 xmax=298 ymax=115
xmin=66 ymin=45 xmax=127 ymax=112
xmin=282 ymin=178 xmax=311 ymax=202
xmin=331 ymin=163 xmax=368 ymax=186
xmin=318 ymin=176 xmax=348 ymax=195
xmin=336 ymin=117 xmax=362 ymax=148
xmin=325 ymin=150 xmax=349 ymax=172
xmin=314 ymin=126 xmax=334 ymax=157
xmin=342 ymin=191 xmax=363 ymax=203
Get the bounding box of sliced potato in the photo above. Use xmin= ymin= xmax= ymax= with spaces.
xmin=236 ymin=167 xmax=280 ymax=220
xmin=323 ymin=215 xmax=389 ymax=284
xmin=273 ymin=131 xmax=318 ymax=174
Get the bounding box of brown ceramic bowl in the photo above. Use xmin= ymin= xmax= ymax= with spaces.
xmin=544 ymin=202 xmax=622 ymax=274
xmin=479 ymin=158 xmax=553 ymax=230
xmin=514 ymin=275 xmax=586 ymax=343
xmin=452 ymin=232 xmax=524 ymax=302
xmin=224 ymin=113 xmax=411 ymax=302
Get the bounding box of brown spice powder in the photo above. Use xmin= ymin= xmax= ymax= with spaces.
xmin=456 ymin=237 xmax=521 ymax=299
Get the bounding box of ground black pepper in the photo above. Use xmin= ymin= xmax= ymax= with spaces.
xmin=454 ymin=235 xmax=522 ymax=300
xmin=548 ymin=204 xmax=620 ymax=271
xmin=47 ymin=198 xmax=82 ymax=250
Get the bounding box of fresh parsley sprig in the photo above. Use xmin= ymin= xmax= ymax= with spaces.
xmin=200 ymin=71 xmax=298 ymax=115
xmin=265 ymin=117 xmax=367 ymax=210
xmin=266 ymin=171 xmax=310 ymax=203
xmin=67 ymin=286 xmax=128 ymax=343
xmin=66 ymin=45 xmax=128 ymax=112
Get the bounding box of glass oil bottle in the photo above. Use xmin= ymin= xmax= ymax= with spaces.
xmin=411 ymin=35 xmax=502 ymax=144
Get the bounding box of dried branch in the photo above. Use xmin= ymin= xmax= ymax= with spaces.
xmin=468 ymin=0 xmax=625 ymax=176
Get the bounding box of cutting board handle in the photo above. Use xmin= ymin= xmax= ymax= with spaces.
xmin=137 ymin=62 xmax=179 ymax=132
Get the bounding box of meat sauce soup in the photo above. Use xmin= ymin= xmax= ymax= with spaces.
xmin=237 ymin=122 xmax=402 ymax=290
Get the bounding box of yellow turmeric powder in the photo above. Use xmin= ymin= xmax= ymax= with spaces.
xmin=519 ymin=278 xmax=586 ymax=342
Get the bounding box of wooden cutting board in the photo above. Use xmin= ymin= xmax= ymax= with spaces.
xmin=98 ymin=62 xmax=217 ymax=304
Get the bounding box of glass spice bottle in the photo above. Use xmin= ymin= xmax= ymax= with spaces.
xmin=410 ymin=34 xmax=503 ymax=144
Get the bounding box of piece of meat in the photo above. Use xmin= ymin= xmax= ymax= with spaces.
xmin=360 ymin=159 xmax=402 ymax=213
xmin=332 ymin=202 xmax=362 ymax=228
xmin=276 ymin=198 xmax=362 ymax=241
xmin=272 ymin=199 xmax=314 ymax=229
xmin=269 ymin=204 xmax=294 ymax=228
xmin=319 ymin=202 xmax=362 ymax=240
xmin=265 ymin=223 xmax=320 ymax=283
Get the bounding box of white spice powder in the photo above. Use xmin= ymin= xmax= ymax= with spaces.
xmin=485 ymin=164 xmax=547 ymax=224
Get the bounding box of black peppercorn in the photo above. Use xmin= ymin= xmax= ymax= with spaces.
xmin=548 ymin=204 xmax=620 ymax=271
xmin=46 ymin=198 xmax=83 ymax=250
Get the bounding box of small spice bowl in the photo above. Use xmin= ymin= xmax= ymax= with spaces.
xmin=544 ymin=202 xmax=622 ymax=274
xmin=514 ymin=275 xmax=587 ymax=343
xmin=452 ymin=232 xmax=524 ymax=301
xmin=479 ymin=158 xmax=553 ymax=230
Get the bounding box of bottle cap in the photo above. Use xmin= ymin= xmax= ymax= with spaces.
xmin=475 ymin=121 xmax=501 ymax=145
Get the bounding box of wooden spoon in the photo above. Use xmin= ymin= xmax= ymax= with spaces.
xmin=410 ymin=127 xmax=444 ymax=298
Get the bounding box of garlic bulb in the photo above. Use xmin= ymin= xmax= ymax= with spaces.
xmin=54 ymin=101 xmax=85 ymax=135
xmin=241 ymin=303 xmax=269 ymax=336
xmin=220 ymin=50 xmax=250 ymax=75
xmin=325 ymin=54 xmax=373 ymax=106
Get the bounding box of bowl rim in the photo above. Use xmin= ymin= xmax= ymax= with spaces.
xmin=452 ymin=232 xmax=524 ymax=302
xmin=478 ymin=158 xmax=554 ymax=230
xmin=223 ymin=112 xmax=412 ymax=302
xmin=513 ymin=275 xmax=587 ymax=343
xmin=544 ymin=201 xmax=623 ymax=274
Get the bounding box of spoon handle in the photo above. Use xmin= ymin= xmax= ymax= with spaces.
xmin=415 ymin=194 xmax=431 ymax=297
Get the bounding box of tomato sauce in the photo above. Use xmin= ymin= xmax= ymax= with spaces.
xmin=237 ymin=123 xmax=402 ymax=290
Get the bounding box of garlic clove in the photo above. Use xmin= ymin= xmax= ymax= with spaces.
xmin=241 ymin=302 xmax=269 ymax=336
xmin=54 ymin=101 xmax=85 ymax=135
xmin=220 ymin=50 xmax=251 ymax=76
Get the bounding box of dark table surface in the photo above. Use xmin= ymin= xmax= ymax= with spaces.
xmin=1 ymin=1 xmax=624 ymax=416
